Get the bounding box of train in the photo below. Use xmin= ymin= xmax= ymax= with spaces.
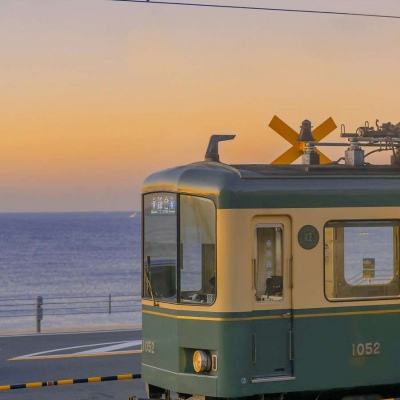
xmin=140 ymin=117 xmax=400 ymax=400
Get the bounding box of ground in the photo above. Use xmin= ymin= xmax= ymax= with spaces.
xmin=0 ymin=330 xmax=146 ymax=400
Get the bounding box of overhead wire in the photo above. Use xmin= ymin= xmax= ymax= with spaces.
xmin=112 ymin=0 xmax=400 ymax=20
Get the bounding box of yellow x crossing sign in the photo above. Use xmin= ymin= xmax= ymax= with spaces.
xmin=269 ymin=115 xmax=337 ymax=164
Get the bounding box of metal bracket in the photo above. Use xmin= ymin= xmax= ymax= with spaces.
xmin=204 ymin=134 xmax=235 ymax=162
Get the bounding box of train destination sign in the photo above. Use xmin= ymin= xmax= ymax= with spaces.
xmin=148 ymin=194 xmax=176 ymax=215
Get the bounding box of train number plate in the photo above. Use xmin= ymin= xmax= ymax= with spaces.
xmin=352 ymin=342 xmax=381 ymax=357
xmin=143 ymin=340 xmax=156 ymax=354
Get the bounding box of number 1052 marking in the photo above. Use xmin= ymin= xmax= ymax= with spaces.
xmin=352 ymin=342 xmax=381 ymax=357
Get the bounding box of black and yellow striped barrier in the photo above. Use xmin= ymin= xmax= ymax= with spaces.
xmin=0 ymin=373 xmax=141 ymax=391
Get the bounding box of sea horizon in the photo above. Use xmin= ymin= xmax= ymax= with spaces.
xmin=0 ymin=212 xmax=142 ymax=332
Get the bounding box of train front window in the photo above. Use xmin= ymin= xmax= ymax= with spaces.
xmin=255 ymin=226 xmax=283 ymax=302
xmin=325 ymin=220 xmax=400 ymax=300
xmin=180 ymin=195 xmax=216 ymax=304
xmin=143 ymin=193 xmax=178 ymax=302
xmin=143 ymin=193 xmax=216 ymax=305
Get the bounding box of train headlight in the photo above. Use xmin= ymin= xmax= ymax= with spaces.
xmin=193 ymin=350 xmax=211 ymax=373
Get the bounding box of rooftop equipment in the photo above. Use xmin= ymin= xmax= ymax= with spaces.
xmin=204 ymin=117 xmax=400 ymax=168
xmin=271 ymin=117 xmax=400 ymax=168
xmin=204 ymin=134 xmax=236 ymax=162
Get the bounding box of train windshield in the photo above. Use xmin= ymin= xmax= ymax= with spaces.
xmin=143 ymin=193 xmax=178 ymax=302
xmin=143 ymin=193 xmax=216 ymax=305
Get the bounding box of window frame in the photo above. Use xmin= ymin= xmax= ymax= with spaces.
xmin=323 ymin=219 xmax=400 ymax=302
xmin=142 ymin=191 xmax=217 ymax=306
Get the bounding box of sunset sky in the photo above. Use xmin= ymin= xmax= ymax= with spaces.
xmin=1 ymin=0 xmax=400 ymax=212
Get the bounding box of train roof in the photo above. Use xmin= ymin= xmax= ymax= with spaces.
xmin=142 ymin=161 xmax=400 ymax=209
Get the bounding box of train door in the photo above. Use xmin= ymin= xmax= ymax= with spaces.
xmin=251 ymin=216 xmax=293 ymax=380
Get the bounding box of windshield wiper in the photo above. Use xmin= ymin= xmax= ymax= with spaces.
xmin=145 ymin=256 xmax=158 ymax=307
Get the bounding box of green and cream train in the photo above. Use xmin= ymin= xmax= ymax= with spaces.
xmin=141 ymin=123 xmax=400 ymax=400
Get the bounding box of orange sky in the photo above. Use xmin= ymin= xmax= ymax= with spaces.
xmin=1 ymin=0 xmax=400 ymax=211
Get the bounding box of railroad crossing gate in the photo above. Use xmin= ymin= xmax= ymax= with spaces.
xmin=269 ymin=115 xmax=337 ymax=164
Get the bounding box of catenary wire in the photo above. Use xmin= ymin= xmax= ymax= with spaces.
xmin=112 ymin=0 xmax=400 ymax=19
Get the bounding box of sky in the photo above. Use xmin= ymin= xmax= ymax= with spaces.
xmin=1 ymin=0 xmax=400 ymax=212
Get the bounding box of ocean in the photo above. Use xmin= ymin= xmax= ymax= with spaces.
xmin=0 ymin=212 xmax=141 ymax=333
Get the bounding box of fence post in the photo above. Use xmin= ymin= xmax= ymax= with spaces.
xmin=108 ymin=294 xmax=112 ymax=314
xmin=36 ymin=296 xmax=43 ymax=333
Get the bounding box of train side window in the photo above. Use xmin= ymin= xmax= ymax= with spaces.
xmin=324 ymin=220 xmax=400 ymax=300
xmin=255 ymin=226 xmax=283 ymax=302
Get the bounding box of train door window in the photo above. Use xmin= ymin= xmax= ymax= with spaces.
xmin=179 ymin=195 xmax=216 ymax=305
xmin=255 ymin=225 xmax=283 ymax=302
xmin=324 ymin=220 xmax=400 ymax=300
